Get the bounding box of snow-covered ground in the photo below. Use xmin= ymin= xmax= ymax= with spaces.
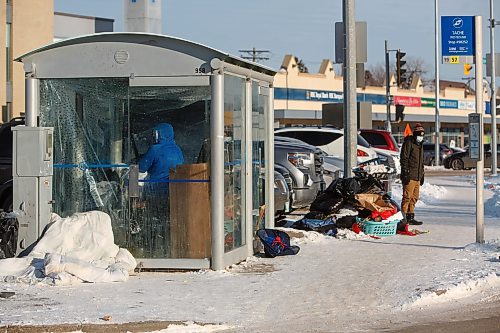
xmin=0 ymin=175 xmax=499 ymax=332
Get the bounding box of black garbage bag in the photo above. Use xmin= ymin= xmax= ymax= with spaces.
xmin=310 ymin=192 xmax=344 ymax=214
xmin=0 ymin=213 xmax=18 ymax=259
xmin=324 ymin=178 xmax=361 ymax=197
xmin=356 ymin=174 xmax=385 ymax=194
xmin=335 ymin=215 xmax=357 ymax=229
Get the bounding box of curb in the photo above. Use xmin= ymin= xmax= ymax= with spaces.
xmin=0 ymin=321 xmax=182 ymax=333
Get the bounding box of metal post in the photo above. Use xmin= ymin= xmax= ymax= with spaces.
xmin=342 ymin=0 xmax=357 ymax=177
xmin=434 ymin=0 xmax=440 ymax=166
xmin=210 ymin=72 xmax=225 ymax=270
xmin=25 ymin=76 xmax=39 ymax=127
xmin=475 ymin=16 xmax=485 ymax=244
xmin=490 ymin=0 xmax=498 ymax=176
xmin=244 ymin=79 xmax=253 ymax=257
xmin=385 ymin=40 xmax=391 ymax=132
xmin=266 ymin=85 xmax=275 ymax=229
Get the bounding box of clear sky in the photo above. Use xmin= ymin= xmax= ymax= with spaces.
xmin=54 ymin=0 xmax=496 ymax=84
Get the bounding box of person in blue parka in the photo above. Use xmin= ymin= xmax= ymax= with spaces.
xmin=139 ymin=123 xmax=184 ymax=195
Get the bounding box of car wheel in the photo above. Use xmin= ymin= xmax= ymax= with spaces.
xmin=451 ymin=158 xmax=464 ymax=170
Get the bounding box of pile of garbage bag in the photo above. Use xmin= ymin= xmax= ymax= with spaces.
xmin=290 ymin=166 xmax=405 ymax=236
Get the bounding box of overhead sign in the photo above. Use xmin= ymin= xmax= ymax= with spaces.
xmin=441 ymin=16 xmax=475 ymax=64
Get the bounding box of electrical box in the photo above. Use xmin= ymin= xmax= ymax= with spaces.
xmin=468 ymin=113 xmax=482 ymax=161
xmin=12 ymin=127 xmax=54 ymax=254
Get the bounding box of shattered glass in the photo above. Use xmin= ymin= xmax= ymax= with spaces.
xmin=39 ymin=78 xmax=211 ymax=259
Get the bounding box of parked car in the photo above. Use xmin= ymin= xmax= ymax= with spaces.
xmin=274 ymin=136 xmax=326 ymax=208
xmin=359 ymin=129 xmax=399 ymax=152
xmin=443 ymin=144 xmax=500 ymax=170
xmin=0 ymin=117 xmax=25 ymax=212
xmin=359 ymin=129 xmax=400 ymax=174
xmin=274 ymin=164 xmax=292 ymax=216
xmin=423 ymin=143 xmax=453 ymax=166
xmin=274 ymin=126 xmax=378 ymax=164
xmin=273 ymin=170 xmax=290 ymax=217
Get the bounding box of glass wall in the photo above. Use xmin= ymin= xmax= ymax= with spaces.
xmin=252 ymin=82 xmax=266 ymax=231
xmin=223 ymin=74 xmax=245 ymax=252
xmin=39 ymin=78 xmax=211 ymax=259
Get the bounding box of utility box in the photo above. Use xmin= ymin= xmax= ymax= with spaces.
xmin=12 ymin=127 xmax=54 ymax=254
xmin=322 ymin=102 xmax=373 ymax=129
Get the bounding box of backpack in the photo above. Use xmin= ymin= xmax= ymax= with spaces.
xmin=256 ymin=229 xmax=300 ymax=258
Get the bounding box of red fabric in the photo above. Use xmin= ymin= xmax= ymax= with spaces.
xmin=371 ymin=207 xmax=398 ymax=220
xmin=396 ymin=223 xmax=417 ymax=236
xmin=352 ymin=223 xmax=361 ymax=234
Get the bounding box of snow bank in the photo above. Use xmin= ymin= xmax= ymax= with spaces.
xmin=404 ymin=272 xmax=500 ymax=309
xmin=391 ymin=182 xmax=447 ymax=207
xmin=403 ymin=240 xmax=500 ymax=310
xmin=148 ymin=321 xmax=234 ymax=332
xmin=485 ymin=178 xmax=500 ymax=217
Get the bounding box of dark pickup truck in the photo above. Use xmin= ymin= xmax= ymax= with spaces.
xmin=0 ymin=117 xmax=24 ymax=212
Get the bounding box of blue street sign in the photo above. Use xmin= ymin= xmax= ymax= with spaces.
xmin=441 ymin=16 xmax=475 ymax=57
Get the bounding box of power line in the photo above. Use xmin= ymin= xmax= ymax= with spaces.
xmin=238 ymin=47 xmax=270 ymax=63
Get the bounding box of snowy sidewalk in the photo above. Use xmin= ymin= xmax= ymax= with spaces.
xmin=0 ymin=175 xmax=499 ymax=333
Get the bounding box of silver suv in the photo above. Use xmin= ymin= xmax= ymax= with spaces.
xmin=274 ymin=136 xmax=325 ymax=209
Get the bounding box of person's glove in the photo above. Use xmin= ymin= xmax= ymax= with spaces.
xmin=400 ymin=172 xmax=410 ymax=185
xmin=420 ymin=175 xmax=424 ymax=186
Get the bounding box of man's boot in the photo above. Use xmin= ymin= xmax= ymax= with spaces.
xmin=406 ymin=213 xmax=423 ymax=226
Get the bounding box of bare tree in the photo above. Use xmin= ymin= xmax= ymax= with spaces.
xmin=294 ymin=56 xmax=309 ymax=73
xmin=365 ymin=62 xmax=388 ymax=86
xmin=365 ymin=57 xmax=432 ymax=89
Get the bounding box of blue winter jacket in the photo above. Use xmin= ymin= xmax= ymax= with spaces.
xmin=138 ymin=123 xmax=184 ymax=180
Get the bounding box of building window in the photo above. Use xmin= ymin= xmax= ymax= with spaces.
xmin=131 ymin=0 xmax=136 ymax=2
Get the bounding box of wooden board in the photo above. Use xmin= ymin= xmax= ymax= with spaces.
xmin=169 ymin=163 xmax=211 ymax=259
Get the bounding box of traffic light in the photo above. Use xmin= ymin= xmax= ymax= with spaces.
xmin=395 ymin=104 xmax=405 ymax=122
xmin=464 ymin=63 xmax=473 ymax=76
xmin=396 ymin=50 xmax=407 ymax=87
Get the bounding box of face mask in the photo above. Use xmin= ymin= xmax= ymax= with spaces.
xmin=416 ymin=136 xmax=424 ymax=143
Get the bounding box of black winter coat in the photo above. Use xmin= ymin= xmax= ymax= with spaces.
xmin=400 ymin=135 xmax=424 ymax=184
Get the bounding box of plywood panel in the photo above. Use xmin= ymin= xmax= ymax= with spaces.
xmin=169 ymin=163 xmax=211 ymax=259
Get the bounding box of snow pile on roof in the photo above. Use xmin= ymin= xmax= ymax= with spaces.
xmin=485 ymin=176 xmax=500 ymax=217
xmin=403 ymin=240 xmax=500 ymax=310
xmin=0 ymin=211 xmax=136 ymax=285
xmin=391 ymin=182 xmax=447 ymax=207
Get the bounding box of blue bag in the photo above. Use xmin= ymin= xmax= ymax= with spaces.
xmin=256 ymin=229 xmax=300 ymax=258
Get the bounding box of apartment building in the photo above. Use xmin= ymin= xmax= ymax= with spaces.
xmin=0 ymin=1 xmax=113 ymax=123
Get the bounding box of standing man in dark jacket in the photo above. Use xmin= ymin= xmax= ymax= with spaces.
xmin=400 ymin=123 xmax=425 ymax=225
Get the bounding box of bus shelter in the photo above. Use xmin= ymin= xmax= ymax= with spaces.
xmin=16 ymin=33 xmax=276 ymax=270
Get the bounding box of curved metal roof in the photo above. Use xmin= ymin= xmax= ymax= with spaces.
xmin=16 ymin=32 xmax=276 ymax=76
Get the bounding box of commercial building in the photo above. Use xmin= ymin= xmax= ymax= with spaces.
xmin=273 ymin=55 xmax=496 ymax=147
xmin=0 ymin=1 xmax=113 ymax=123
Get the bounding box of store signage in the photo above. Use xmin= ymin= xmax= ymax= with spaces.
xmin=439 ymin=99 xmax=459 ymax=109
xmin=394 ymin=96 xmax=421 ymax=107
xmin=421 ymin=98 xmax=436 ymax=107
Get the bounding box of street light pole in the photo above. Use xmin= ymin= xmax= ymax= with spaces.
xmin=342 ymin=0 xmax=357 ymax=177
xmin=490 ymin=0 xmax=498 ymax=176
xmin=434 ymin=0 xmax=441 ymax=166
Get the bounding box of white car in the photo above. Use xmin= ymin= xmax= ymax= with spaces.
xmin=274 ymin=126 xmax=378 ymax=164
xmin=370 ymin=147 xmax=401 ymax=175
